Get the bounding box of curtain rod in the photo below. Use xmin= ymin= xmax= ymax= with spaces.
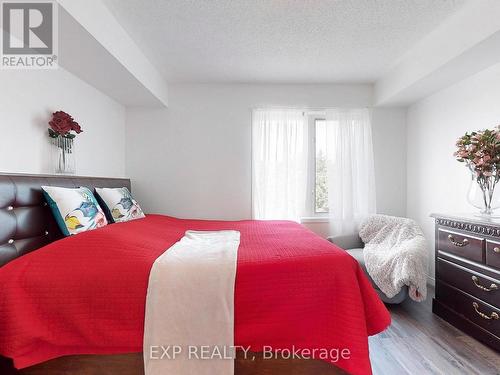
xmin=250 ymin=106 xmax=371 ymax=116
xmin=250 ymin=106 xmax=370 ymax=111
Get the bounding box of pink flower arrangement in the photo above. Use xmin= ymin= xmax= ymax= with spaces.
xmin=455 ymin=126 xmax=500 ymax=214
xmin=454 ymin=126 xmax=500 ymax=178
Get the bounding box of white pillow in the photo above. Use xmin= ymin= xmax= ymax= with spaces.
xmin=95 ymin=187 xmax=145 ymax=223
xmin=42 ymin=186 xmax=108 ymax=236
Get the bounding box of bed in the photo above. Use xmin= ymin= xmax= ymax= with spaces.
xmin=0 ymin=173 xmax=390 ymax=375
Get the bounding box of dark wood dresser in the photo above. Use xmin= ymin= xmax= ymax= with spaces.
xmin=432 ymin=213 xmax=500 ymax=351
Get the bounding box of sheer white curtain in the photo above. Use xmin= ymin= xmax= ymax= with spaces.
xmin=252 ymin=109 xmax=308 ymax=221
xmin=324 ymin=108 xmax=376 ymax=235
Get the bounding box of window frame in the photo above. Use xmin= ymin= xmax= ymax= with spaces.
xmin=313 ymin=118 xmax=329 ymax=215
xmin=304 ymin=116 xmax=329 ymax=219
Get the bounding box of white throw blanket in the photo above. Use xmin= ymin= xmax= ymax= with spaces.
xmin=143 ymin=230 xmax=240 ymax=375
xmin=359 ymin=215 xmax=428 ymax=302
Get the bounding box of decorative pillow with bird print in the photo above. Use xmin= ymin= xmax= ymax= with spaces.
xmin=95 ymin=187 xmax=145 ymax=223
xmin=42 ymin=186 xmax=108 ymax=236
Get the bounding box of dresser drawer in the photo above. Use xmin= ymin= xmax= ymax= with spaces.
xmin=486 ymin=240 xmax=500 ymax=270
xmin=437 ymin=229 xmax=484 ymax=263
xmin=437 ymin=281 xmax=500 ymax=338
xmin=437 ymin=258 xmax=500 ymax=308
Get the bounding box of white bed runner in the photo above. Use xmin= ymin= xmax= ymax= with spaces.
xmin=143 ymin=230 xmax=240 ymax=375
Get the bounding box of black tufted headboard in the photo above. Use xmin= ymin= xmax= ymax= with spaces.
xmin=0 ymin=173 xmax=131 ymax=267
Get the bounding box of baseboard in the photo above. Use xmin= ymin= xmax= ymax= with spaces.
xmin=427 ymin=275 xmax=435 ymax=287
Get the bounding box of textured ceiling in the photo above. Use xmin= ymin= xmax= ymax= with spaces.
xmin=104 ymin=0 xmax=468 ymax=83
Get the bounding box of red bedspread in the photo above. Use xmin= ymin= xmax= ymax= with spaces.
xmin=0 ymin=215 xmax=390 ymax=375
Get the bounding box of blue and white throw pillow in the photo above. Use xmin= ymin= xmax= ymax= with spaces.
xmin=42 ymin=186 xmax=108 ymax=236
xmin=95 ymin=187 xmax=145 ymax=223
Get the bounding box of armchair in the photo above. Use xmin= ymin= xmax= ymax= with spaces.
xmin=329 ymin=234 xmax=408 ymax=304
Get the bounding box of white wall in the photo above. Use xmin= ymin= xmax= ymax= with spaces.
xmin=407 ymin=62 xmax=500 ymax=281
xmin=372 ymin=108 xmax=407 ymax=217
xmin=127 ymin=83 xmax=407 ymax=229
xmin=0 ymin=68 xmax=126 ymax=177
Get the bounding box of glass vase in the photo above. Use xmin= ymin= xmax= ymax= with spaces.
xmin=467 ymin=166 xmax=500 ymax=216
xmin=51 ymin=136 xmax=76 ymax=175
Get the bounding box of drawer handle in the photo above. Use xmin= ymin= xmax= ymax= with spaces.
xmin=472 ymin=302 xmax=499 ymax=320
xmin=471 ymin=276 xmax=498 ymax=292
xmin=493 ymin=247 xmax=500 ymax=254
xmin=448 ymin=234 xmax=469 ymax=247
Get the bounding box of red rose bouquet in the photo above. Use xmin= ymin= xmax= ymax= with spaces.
xmin=48 ymin=111 xmax=83 ymax=139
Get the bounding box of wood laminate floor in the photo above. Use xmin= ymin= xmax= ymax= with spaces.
xmin=370 ymin=286 xmax=500 ymax=375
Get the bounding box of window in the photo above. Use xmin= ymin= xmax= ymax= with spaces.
xmin=314 ymin=119 xmax=329 ymax=213
xmin=252 ymin=108 xmax=375 ymax=225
